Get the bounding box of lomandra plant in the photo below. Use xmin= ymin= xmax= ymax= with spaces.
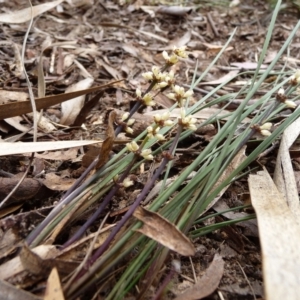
xmin=25 ymin=1 xmax=300 ymax=298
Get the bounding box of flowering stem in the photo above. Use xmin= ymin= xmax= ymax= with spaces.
xmin=62 ymin=157 xmax=138 ymax=249
xmin=76 ymin=126 xmax=182 ymax=279
xmin=115 ymin=63 xmax=170 ymax=136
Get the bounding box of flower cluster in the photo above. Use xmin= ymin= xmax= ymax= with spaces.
xmin=251 ymin=123 xmax=273 ymax=137
xmin=142 ymin=66 xmax=166 ymax=82
xmin=126 ymin=141 xmax=153 ymax=160
xmin=147 ymin=126 xmax=165 ymax=141
xmin=167 ymin=85 xmax=193 ymax=107
xmin=178 ymin=108 xmax=197 ymax=131
xmin=289 ymin=70 xmax=300 ymax=85
xmin=136 ymin=89 xmax=155 ymax=106
xmin=138 ymin=46 xmax=190 ymax=109
xmin=259 ymin=122 xmax=272 ymax=137
xmin=162 ymin=46 xmax=188 ymax=65
xmin=276 ymin=88 xmax=296 ymax=109
xmin=121 ymin=112 xmax=135 ymax=134
xmin=142 ymin=68 xmax=176 ymax=91
xmin=145 ymin=111 xmax=175 ymax=141
xmin=153 ymin=111 xmax=174 ymax=127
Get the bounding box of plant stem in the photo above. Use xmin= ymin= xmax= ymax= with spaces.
xmin=72 ymin=126 xmax=182 ymax=289
xmin=62 ymin=157 xmax=138 ymax=249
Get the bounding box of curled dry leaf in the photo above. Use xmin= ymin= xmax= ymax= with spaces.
xmin=174 ymin=254 xmax=224 ymax=300
xmin=60 ymin=77 xmax=94 ymax=125
xmin=0 ymin=177 xmax=43 ymax=205
xmin=4 ymin=116 xmax=32 ymax=133
xmin=133 ymin=206 xmax=195 ymax=256
xmin=27 ymin=112 xmax=56 ymax=133
xmin=20 ymin=244 xmax=55 ymax=276
xmin=19 ymin=244 xmax=77 ymax=280
xmin=273 ymin=114 xmax=300 ymax=218
xmin=95 ymin=110 xmax=116 ymax=169
xmin=160 ymin=30 xmax=191 ymax=50
xmin=0 ymin=0 xmax=65 ymax=24
xmin=43 ymin=173 xmax=76 ymax=191
xmin=156 ymin=6 xmax=194 ymax=17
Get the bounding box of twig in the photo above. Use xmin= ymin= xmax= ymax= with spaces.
xmin=21 ymin=0 xmax=37 ymax=142
xmin=237 ymin=261 xmax=257 ymax=300
xmin=207 ymin=12 xmax=219 ymax=37
xmin=0 ymin=153 xmax=34 ymax=209
xmin=189 ymin=257 xmax=197 ymax=283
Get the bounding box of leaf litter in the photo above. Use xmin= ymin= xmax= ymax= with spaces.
xmin=0 ymin=0 xmax=300 ymax=299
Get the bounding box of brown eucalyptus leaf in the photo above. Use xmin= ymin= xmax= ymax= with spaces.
xmin=19 ymin=243 xmax=52 ymax=275
xmin=0 ymin=80 xmax=122 ymax=120
xmin=0 ymin=177 xmax=42 ymax=205
xmin=43 ymin=173 xmax=76 ymax=191
xmin=174 ymin=254 xmax=224 ymax=300
xmin=133 ymin=206 xmax=195 ymax=256
xmin=95 ymin=110 xmax=116 ymax=169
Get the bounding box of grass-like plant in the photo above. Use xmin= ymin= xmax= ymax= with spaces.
xmin=24 ymin=0 xmax=300 ymax=298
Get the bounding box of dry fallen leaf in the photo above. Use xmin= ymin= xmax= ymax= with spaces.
xmin=0 ymin=80 xmax=121 ymax=120
xmin=44 ymin=267 xmax=65 ymax=300
xmin=4 ymin=116 xmax=32 ymax=133
xmin=0 ymin=90 xmax=29 ymax=104
xmin=0 ymin=140 xmax=101 ymax=156
xmin=0 ymin=279 xmax=40 ymax=300
xmin=174 ymin=254 xmax=224 ymax=300
xmin=0 ymin=244 xmax=58 ymax=281
xmin=133 ymin=206 xmax=195 ymax=256
xmin=43 ymin=173 xmax=76 ymax=191
xmin=156 ymin=6 xmax=194 ymax=17
xmin=23 ymin=147 xmax=79 ymax=161
xmin=72 ymin=91 xmax=104 ymax=127
xmin=95 ymin=58 xmax=122 ymax=80
xmin=95 ymin=110 xmax=116 ymax=169
xmin=161 ymin=30 xmax=192 ymax=50
xmin=0 ymin=176 xmax=43 ymax=206
xmin=27 ymin=112 xmax=56 ymax=133
xmin=231 ymin=62 xmax=268 ymax=70
xmin=60 ymin=77 xmax=94 ymax=125
xmin=249 ymin=168 xmax=300 ymax=300
xmin=20 ymin=243 xmax=53 ymax=275
xmin=0 ymin=0 xmax=65 ymax=24
xmin=273 ymin=111 xmax=300 ymax=221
